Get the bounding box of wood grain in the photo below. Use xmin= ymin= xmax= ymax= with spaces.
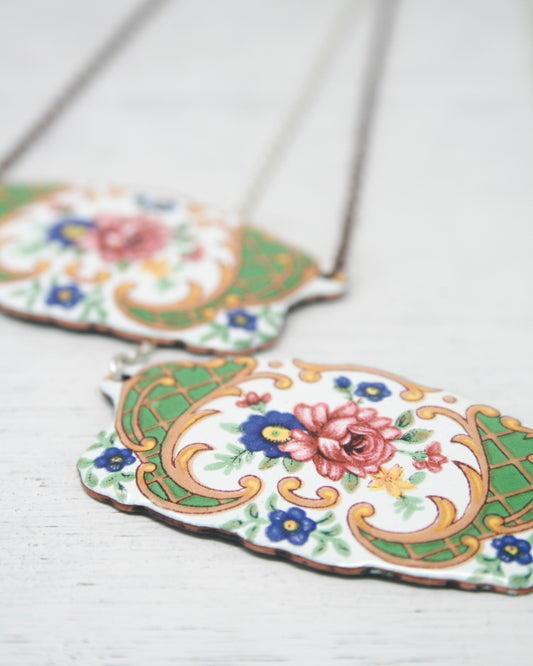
xmin=0 ymin=0 xmax=532 ymax=664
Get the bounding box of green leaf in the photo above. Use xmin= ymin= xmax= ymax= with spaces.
xmin=341 ymin=473 xmax=359 ymax=493
xmin=245 ymin=524 xmax=260 ymax=542
xmin=226 ymin=443 xmax=244 ymax=455
xmin=332 ymin=538 xmax=351 ymax=557
xmin=317 ymin=511 xmax=335 ymax=526
xmin=214 ymin=453 xmax=233 ymax=462
xmin=220 ymin=423 xmax=243 ymax=435
xmin=265 ymin=493 xmax=278 ymax=513
xmin=259 ymin=457 xmax=279 ymax=470
xmin=509 ymin=570 xmax=532 ymax=589
xmin=395 ymin=410 xmax=415 ymax=429
xmin=282 ymin=458 xmax=304 ymax=473
xmin=77 ymin=458 xmax=94 ymax=469
xmin=100 ymin=474 xmax=117 ymax=488
xmin=85 ymin=470 xmax=98 ymax=488
xmin=322 ymin=524 xmax=342 ymax=537
xmin=119 ymin=472 xmax=136 ymax=483
xmin=204 ymin=462 xmax=227 ymax=471
xmin=115 ymin=483 xmax=127 ymax=502
xmin=245 ymin=503 xmax=259 ymax=520
xmin=220 ymin=519 xmax=243 ymax=532
xmin=311 ymin=537 xmax=327 ymax=558
xmin=401 ymin=429 xmax=433 ymax=444
xmin=245 ymin=451 xmax=254 ymax=464
xmin=408 ymin=471 xmax=426 ymax=485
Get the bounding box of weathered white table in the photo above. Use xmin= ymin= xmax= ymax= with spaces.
xmin=1 ymin=1 xmax=532 ymax=663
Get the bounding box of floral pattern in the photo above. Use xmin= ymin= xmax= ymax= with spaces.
xmin=227 ymin=309 xmax=257 ymax=331
xmin=354 ymin=382 xmax=392 ymax=402
xmin=46 ymin=284 xmax=85 ymax=308
xmin=76 ymin=358 xmax=533 ymax=594
xmin=240 ymin=411 xmax=303 ymax=458
xmin=492 ymin=536 xmax=533 ymax=565
xmin=279 ymin=401 xmax=400 ymax=481
xmin=413 ymin=441 xmax=448 ymax=473
xmin=369 ymin=464 xmax=416 ymax=499
xmin=0 ymin=185 xmax=343 ymax=351
xmin=236 ymin=391 xmax=271 ymax=409
xmin=94 ymin=446 xmax=136 ymax=473
xmin=47 ymin=219 xmax=94 ymax=246
xmin=266 ymin=508 xmax=317 ymax=546
xmin=78 ymin=213 xmax=171 ymax=262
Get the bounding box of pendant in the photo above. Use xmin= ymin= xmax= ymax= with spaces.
xmin=78 ymin=356 xmax=533 ymax=595
xmin=0 ymin=184 xmax=344 ymax=352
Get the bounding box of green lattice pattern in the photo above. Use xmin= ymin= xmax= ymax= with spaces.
xmin=0 ymin=183 xmax=59 ymax=220
xmin=0 ymin=184 xmax=60 ymax=281
xmin=363 ymin=412 xmax=533 ymax=566
xmin=120 ymin=360 xmax=247 ymax=508
xmin=119 ymin=226 xmax=317 ymax=329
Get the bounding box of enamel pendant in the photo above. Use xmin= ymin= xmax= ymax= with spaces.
xmin=0 ymin=184 xmax=344 ymax=352
xmin=78 ymin=356 xmax=533 ymax=594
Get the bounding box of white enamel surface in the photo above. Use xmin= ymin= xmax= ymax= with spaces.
xmin=1 ymin=1 xmax=533 ymax=665
xmin=0 ymin=184 xmax=344 ymax=349
xmin=79 ymin=359 xmax=531 ymax=590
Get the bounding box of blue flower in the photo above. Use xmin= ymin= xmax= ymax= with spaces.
xmin=94 ymin=447 xmax=136 ymax=473
xmin=492 ymin=535 xmax=533 ymax=565
xmin=240 ymin=410 xmax=303 ymax=458
xmin=334 ymin=376 xmax=352 ymax=389
xmin=266 ymin=508 xmax=317 ymax=546
xmin=47 ymin=219 xmax=94 ymax=246
xmin=227 ymin=309 xmax=257 ymax=331
xmin=45 ymin=284 xmax=85 ymax=308
xmin=354 ymin=382 xmax=392 ymax=402
xmin=136 ymin=194 xmax=176 ymax=211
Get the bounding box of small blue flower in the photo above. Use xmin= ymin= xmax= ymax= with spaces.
xmin=47 ymin=219 xmax=94 ymax=246
xmin=227 ymin=309 xmax=257 ymax=331
xmin=492 ymin=535 xmax=533 ymax=565
xmin=266 ymin=508 xmax=317 ymax=546
xmin=240 ymin=410 xmax=303 ymax=458
xmin=94 ymin=447 xmax=136 ymax=473
xmin=334 ymin=376 xmax=352 ymax=389
xmin=354 ymin=382 xmax=392 ymax=402
xmin=45 ymin=284 xmax=85 ymax=308
xmin=136 ymin=194 xmax=176 ymax=211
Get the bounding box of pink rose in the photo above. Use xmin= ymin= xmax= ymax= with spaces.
xmin=413 ymin=441 xmax=448 ymax=473
xmin=280 ymin=402 xmax=401 ymax=481
xmin=79 ymin=214 xmax=171 ymax=262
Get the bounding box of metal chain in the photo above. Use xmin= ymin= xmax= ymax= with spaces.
xmin=328 ymin=0 xmax=397 ymax=275
xmin=0 ymin=0 xmax=397 ymax=371
xmin=0 ymin=0 xmax=167 ymax=181
xmin=236 ymin=0 xmax=363 ymax=219
xmin=109 ymin=341 xmax=154 ymax=380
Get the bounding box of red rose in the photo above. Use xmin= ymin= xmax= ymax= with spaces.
xmin=236 ymin=392 xmax=272 ymax=408
xmin=413 ymin=441 xmax=448 ymax=473
xmin=280 ymin=402 xmax=401 ymax=481
xmin=79 ymin=213 xmax=171 ymax=262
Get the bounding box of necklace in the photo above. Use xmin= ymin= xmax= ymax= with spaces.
xmin=72 ymin=2 xmax=533 ymax=595
xmin=0 ymin=0 xmax=373 ymax=353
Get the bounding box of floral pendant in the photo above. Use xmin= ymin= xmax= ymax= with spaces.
xmin=78 ymin=357 xmax=533 ymax=594
xmin=0 ymin=184 xmax=343 ymax=352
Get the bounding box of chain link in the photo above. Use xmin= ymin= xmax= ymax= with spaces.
xmin=109 ymin=341 xmax=155 ymax=380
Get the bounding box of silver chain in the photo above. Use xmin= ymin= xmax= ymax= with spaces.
xmin=109 ymin=341 xmax=155 ymax=380
xmin=236 ymin=0 xmax=363 ymax=218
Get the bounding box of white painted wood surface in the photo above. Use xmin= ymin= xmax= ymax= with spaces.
xmin=0 ymin=0 xmax=532 ymax=663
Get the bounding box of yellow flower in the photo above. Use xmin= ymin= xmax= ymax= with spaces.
xmin=142 ymin=258 xmax=171 ymax=279
xmin=369 ymin=464 xmax=416 ymax=499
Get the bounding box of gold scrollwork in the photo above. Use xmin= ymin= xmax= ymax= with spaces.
xmin=277 ymin=477 xmax=340 ymax=509
xmin=293 ymin=360 xmax=439 ymax=402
